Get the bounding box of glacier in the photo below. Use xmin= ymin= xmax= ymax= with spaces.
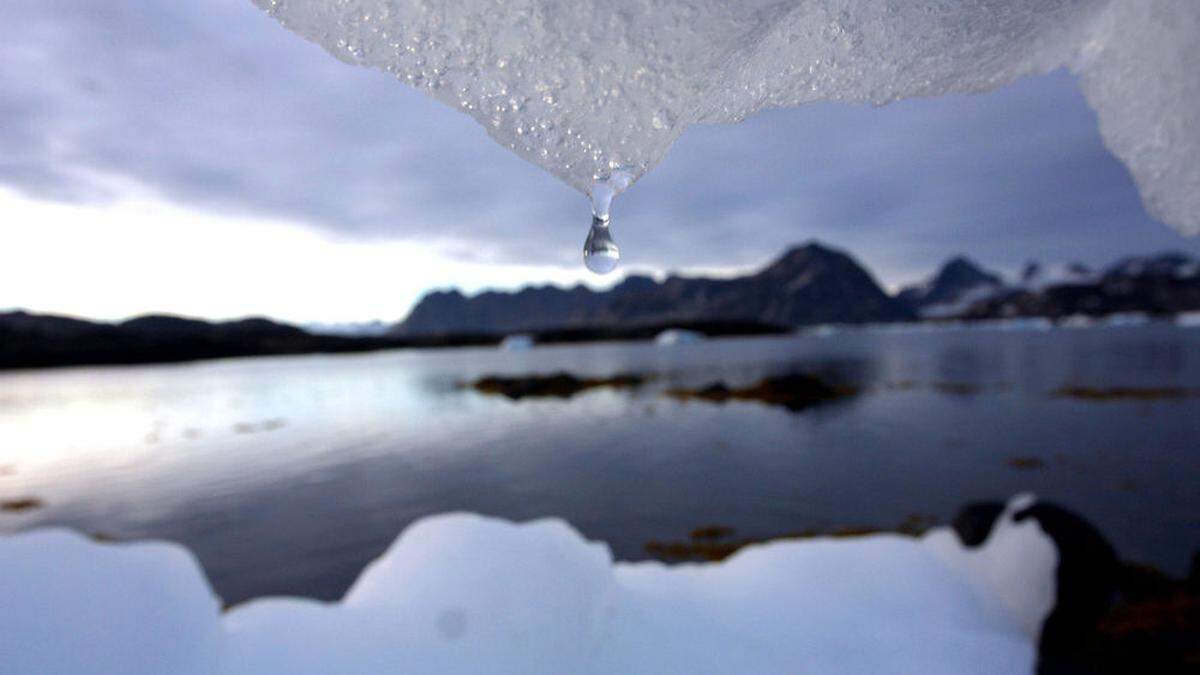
xmin=252 ymin=0 xmax=1199 ymax=233
xmin=0 ymin=496 xmax=1055 ymax=674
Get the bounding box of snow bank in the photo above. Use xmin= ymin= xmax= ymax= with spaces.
xmin=253 ymin=0 xmax=1199 ymax=233
xmin=0 ymin=496 xmax=1055 ymax=674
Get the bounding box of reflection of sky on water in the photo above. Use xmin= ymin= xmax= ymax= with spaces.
xmin=1 ymin=326 xmax=1199 ymax=604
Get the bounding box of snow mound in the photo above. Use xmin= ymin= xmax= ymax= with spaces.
xmin=253 ymin=0 xmax=1199 ymax=233
xmin=0 ymin=496 xmax=1055 ymax=674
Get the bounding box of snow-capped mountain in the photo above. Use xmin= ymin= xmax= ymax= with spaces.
xmin=896 ymin=257 xmax=1005 ymax=318
xmin=957 ymin=252 xmax=1200 ymax=320
xmin=1017 ymin=261 xmax=1096 ymax=290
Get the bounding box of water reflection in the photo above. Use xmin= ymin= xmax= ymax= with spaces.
xmin=2 ymin=326 xmax=1199 ymax=604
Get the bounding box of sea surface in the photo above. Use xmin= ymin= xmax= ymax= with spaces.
xmin=2 ymin=324 xmax=1198 ymax=604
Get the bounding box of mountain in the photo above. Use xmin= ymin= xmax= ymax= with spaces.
xmin=896 ymin=257 xmax=1004 ymax=318
xmin=10 ymin=248 xmax=1199 ymax=371
xmin=1103 ymin=252 xmax=1199 ymax=281
xmin=398 ymin=275 xmax=658 ymax=336
xmin=957 ymin=252 xmax=1200 ymax=320
xmin=1017 ymin=261 xmax=1096 ymax=290
xmin=398 ymin=242 xmax=913 ymax=335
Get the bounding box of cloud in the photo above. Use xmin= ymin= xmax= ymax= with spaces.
xmin=0 ymin=185 xmax=595 ymax=323
xmin=1 ymin=0 xmax=1197 ymax=296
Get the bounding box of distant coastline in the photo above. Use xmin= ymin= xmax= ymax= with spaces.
xmin=5 ymin=241 xmax=1200 ymax=371
xmin=0 ymin=311 xmax=789 ymax=371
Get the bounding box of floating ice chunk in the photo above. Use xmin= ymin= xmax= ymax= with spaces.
xmin=499 ymin=333 xmax=535 ymax=350
xmin=1 ymin=498 xmax=1056 ymax=674
xmin=253 ymin=0 xmax=1199 ymax=233
xmin=1177 ymin=311 xmax=1200 ymax=327
xmin=654 ymin=328 xmax=705 ymax=345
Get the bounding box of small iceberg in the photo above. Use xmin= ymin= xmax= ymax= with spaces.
xmin=499 ymin=334 xmax=535 ymax=350
xmin=654 ymin=328 xmax=704 ymax=346
xmin=980 ymin=317 xmax=1054 ymax=332
xmin=1176 ymin=311 xmax=1200 ymax=327
xmin=802 ymin=324 xmax=841 ymax=338
xmin=1100 ymin=312 xmax=1150 ymax=328
xmin=1059 ymin=314 xmax=1095 ymax=329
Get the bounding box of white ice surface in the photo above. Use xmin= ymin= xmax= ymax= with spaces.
xmin=0 ymin=496 xmax=1055 ymax=674
xmin=252 ymin=0 xmax=1199 ymax=232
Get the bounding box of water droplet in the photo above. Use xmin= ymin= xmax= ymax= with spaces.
xmin=582 ymin=169 xmax=635 ymax=275
xmin=583 ymin=216 xmax=619 ymax=275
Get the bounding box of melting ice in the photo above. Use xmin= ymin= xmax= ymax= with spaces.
xmin=582 ymin=170 xmax=632 ymax=274
xmin=0 ymin=496 xmax=1057 ymax=674
xmin=253 ymin=0 xmax=1200 ymax=242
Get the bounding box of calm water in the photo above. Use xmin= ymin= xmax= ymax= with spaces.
xmin=2 ymin=325 xmax=1198 ymax=604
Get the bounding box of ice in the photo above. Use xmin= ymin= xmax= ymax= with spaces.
xmin=1 ymin=496 xmax=1055 ymax=674
xmin=0 ymin=530 xmax=222 ymax=675
xmin=654 ymin=328 xmax=705 ymax=345
xmin=1177 ymin=311 xmax=1200 ymax=327
xmin=252 ymin=0 xmax=1199 ymax=233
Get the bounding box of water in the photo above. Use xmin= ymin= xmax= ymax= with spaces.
xmin=583 ymin=217 xmax=619 ymax=274
xmin=583 ymin=171 xmax=632 ymax=274
xmin=2 ymin=324 xmax=1198 ymax=605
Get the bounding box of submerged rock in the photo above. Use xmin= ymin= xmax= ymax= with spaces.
xmin=1007 ymin=457 xmax=1047 ymax=471
xmin=0 ymin=497 xmax=43 ymax=513
xmin=1052 ymin=386 xmax=1193 ymax=401
xmin=469 ymin=373 xmax=646 ymax=400
xmin=667 ymin=373 xmax=850 ymax=412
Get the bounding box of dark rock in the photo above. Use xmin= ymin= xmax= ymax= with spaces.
xmin=696 ymin=383 xmax=734 ymax=401
xmin=1 ymin=497 xmax=43 ymax=512
xmin=469 ymin=372 xmax=646 ymax=399
xmin=690 ymin=525 xmax=736 ymax=541
xmin=1013 ymin=503 xmax=1121 ymax=674
xmin=954 ymin=500 xmax=1199 ymax=674
xmin=668 ymin=373 xmax=848 ymax=412
xmin=1007 ymin=457 xmax=1047 ymax=470
xmin=951 ymin=501 xmax=1006 ymax=547
xmin=1052 ymin=386 xmax=1192 ymax=401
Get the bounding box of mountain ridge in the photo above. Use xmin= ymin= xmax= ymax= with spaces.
xmin=5 ymin=246 xmax=1200 ymax=371
xmin=398 ymin=242 xmax=914 ymax=335
xmin=896 ymin=256 xmax=1005 ymax=317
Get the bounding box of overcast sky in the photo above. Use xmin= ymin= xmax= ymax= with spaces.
xmin=2 ymin=0 xmax=1198 ymax=323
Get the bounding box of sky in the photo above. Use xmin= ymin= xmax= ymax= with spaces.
xmin=2 ymin=0 xmax=1198 ymax=324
